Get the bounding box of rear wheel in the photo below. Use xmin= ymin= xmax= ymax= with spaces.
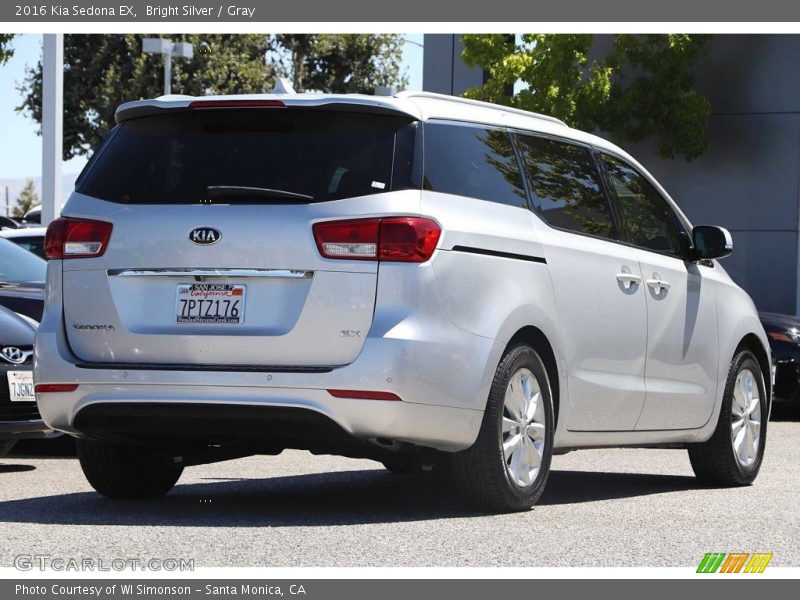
xmin=450 ymin=342 xmax=554 ymax=512
xmin=688 ymin=350 xmax=768 ymax=486
xmin=0 ymin=440 xmax=16 ymax=457
xmin=77 ymin=439 xmax=183 ymax=498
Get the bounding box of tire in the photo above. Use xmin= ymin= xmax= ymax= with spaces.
xmin=76 ymin=439 xmax=183 ymax=498
xmin=688 ymin=349 xmax=768 ymax=486
xmin=0 ymin=440 xmax=16 ymax=457
xmin=450 ymin=342 xmax=554 ymax=512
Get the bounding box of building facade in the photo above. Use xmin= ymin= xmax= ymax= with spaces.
xmin=423 ymin=34 xmax=800 ymax=314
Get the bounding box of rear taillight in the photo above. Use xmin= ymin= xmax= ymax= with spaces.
xmin=44 ymin=217 xmax=113 ymax=260
xmin=312 ymin=217 xmax=441 ymax=263
xmin=313 ymin=218 xmax=380 ymax=260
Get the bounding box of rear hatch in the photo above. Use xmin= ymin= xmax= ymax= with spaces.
xmin=59 ymin=104 xmax=419 ymax=367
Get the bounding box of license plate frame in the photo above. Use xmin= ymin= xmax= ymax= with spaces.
xmin=7 ymin=370 xmax=35 ymax=402
xmin=175 ymin=283 xmax=246 ymax=324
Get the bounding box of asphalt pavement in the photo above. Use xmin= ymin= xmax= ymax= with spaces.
xmin=0 ymin=406 xmax=798 ymax=568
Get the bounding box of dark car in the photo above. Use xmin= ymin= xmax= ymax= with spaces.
xmin=0 ymin=239 xmax=47 ymax=455
xmin=759 ymin=311 xmax=800 ymax=402
xmin=0 ymin=304 xmax=50 ymax=456
xmin=0 ymin=237 xmax=45 ymax=322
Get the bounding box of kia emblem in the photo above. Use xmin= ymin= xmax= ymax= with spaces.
xmin=189 ymin=227 xmax=221 ymax=245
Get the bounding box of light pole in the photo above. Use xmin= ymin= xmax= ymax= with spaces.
xmin=142 ymin=38 xmax=194 ymax=95
xmin=41 ymin=33 xmax=63 ymax=227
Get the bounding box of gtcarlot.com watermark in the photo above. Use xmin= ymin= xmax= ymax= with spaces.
xmin=14 ymin=554 xmax=194 ymax=572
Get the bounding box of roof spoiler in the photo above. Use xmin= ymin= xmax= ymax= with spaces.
xmin=114 ymin=94 xmax=420 ymax=124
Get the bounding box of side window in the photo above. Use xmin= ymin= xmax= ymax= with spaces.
xmin=422 ymin=121 xmax=527 ymax=208
xmin=515 ymin=134 xmax=615 ymax=239
xmin=599 ymin=154 xmax=683 ymax=257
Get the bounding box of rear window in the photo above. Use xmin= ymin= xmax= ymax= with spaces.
xmin=422 ymin=121 xmax=527 ymax=208
xmin=77 ymin=109 xmax=417 ymax=204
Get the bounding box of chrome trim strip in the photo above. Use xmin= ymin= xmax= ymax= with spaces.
xmin=108 ymin=268 xmax=313 ymax=279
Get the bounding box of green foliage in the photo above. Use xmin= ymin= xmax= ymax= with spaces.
xmin=461 ymin=34 xmax=712 ymax=160
xmin=273 ymin=34 xmax=407 ymax=93
xmin=13 ymin=179 xmax=38 ymax=218
xmin=18 ymin=34 xmax=407 ymax=160
xmin=0 ymin=34 xmax=14 ymax=65
xmin=18 ymin=34 xmax=273 ymax=160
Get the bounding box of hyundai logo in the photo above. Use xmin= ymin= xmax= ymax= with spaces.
xmin=1 ymin=347 xmax=26 ymax=364
xmin=189 ymin=227 xmax=221 ymax=245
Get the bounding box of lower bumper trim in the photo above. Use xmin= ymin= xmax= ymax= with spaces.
xmin=73 ymin=402 xmax=350 ymax=442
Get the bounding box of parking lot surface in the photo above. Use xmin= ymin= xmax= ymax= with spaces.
xmin=1 ymin=410 xmax=798 ymax=568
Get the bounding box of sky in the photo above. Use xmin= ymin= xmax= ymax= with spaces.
xmin=0 ymin=33 xmax=424 ymax=181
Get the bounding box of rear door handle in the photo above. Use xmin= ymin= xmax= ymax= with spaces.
xmin=616 ymin=272 xmax=642 ymax=290
xmin=646 ymin=278 xmax=671 ymax=293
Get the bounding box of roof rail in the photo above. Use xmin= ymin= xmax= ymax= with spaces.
xmin=395 ymin=91 xmax=567 ymax=127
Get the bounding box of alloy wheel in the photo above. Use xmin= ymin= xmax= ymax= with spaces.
xmin=731 ymin=368 xmax=762 ymax=468
xmin=502 ymin=368 xmax=547 ymax=487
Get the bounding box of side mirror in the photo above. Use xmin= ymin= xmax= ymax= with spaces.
xmin=692 ymin=225 xmax=733 ymax=260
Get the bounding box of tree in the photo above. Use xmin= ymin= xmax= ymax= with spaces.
xmin=272 ymin=34 xmax=407 ymax=93
xmin=18 ymin=34 xmax=274 ymax=160
xmin=18 ymin=34 xmax=408 ymax=161
xmin=13 ymin=180 xmax=38 ymax=218
xmin=461 ymin=34 xmax=712 ymax=160
xmin=0 ymin=34 xmax=13 ymax=65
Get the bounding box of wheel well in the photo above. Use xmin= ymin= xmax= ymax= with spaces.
xmin=737 ymin=333 xmax=772 ymax=401
xmin=507 ymin=326 xmax=560 ymax=427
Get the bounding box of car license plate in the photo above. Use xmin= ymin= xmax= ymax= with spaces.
xmin=7 ymin=371 xmax=35 ymax=402
xmin=176 ymin=283 xmax=246 ymax=324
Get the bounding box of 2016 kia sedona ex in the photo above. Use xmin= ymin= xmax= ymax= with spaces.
xmin=34 ymin=91 xmax=771 ymax=511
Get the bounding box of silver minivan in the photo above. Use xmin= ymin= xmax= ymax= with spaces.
xmin=35 ymin=91 xmax=771 ymax=511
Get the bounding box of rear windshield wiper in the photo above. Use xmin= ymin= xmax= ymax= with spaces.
xmin=206 ymin=186 xmax=314 ymax=203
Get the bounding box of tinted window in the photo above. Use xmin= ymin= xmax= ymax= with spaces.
xmin=423 ymin=122 xmax=527 ymax=208
xmin=78 ymin=109 xmax=416 ymax=204
xmin=11 ymin=237 xmax=46 ymax=260
xmin=599 ymin=154 xmax=683 ymax=257
xmin=515 ymin=135 xmax=614 ymax=239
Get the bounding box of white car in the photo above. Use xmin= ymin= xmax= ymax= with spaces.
xmin=34 ymin=91 xmax=771 ymax=511
xmin=0 ymin=227 xmax=47 ymax=259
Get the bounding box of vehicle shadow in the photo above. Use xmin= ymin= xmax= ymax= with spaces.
xmin=770 ymin=402 xmax=800 ymax=422
xmin=0 ymin=468 xmax=700 ymax=527
xmin=0 ymin=463 xmax=35 ymax=473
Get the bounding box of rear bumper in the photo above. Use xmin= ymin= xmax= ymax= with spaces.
xmin=39 ymin=383 xmax=482 ymax=451
xmin=35 ymin=262 xmax=498 ymax=452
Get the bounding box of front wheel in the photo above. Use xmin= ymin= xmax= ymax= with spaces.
xmin=688 ymin=349 xmax=768 ymax=486
xmin=450 ymin=342 xmax=554 ymax=512
xmin=77 ymin=439 xmax=183 ymax=498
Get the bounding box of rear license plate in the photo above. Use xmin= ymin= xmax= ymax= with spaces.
xmin=7 ymin=371 xmax=35 ymax=402
xmin=176 ymin=284 xmax=246 ymax=324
